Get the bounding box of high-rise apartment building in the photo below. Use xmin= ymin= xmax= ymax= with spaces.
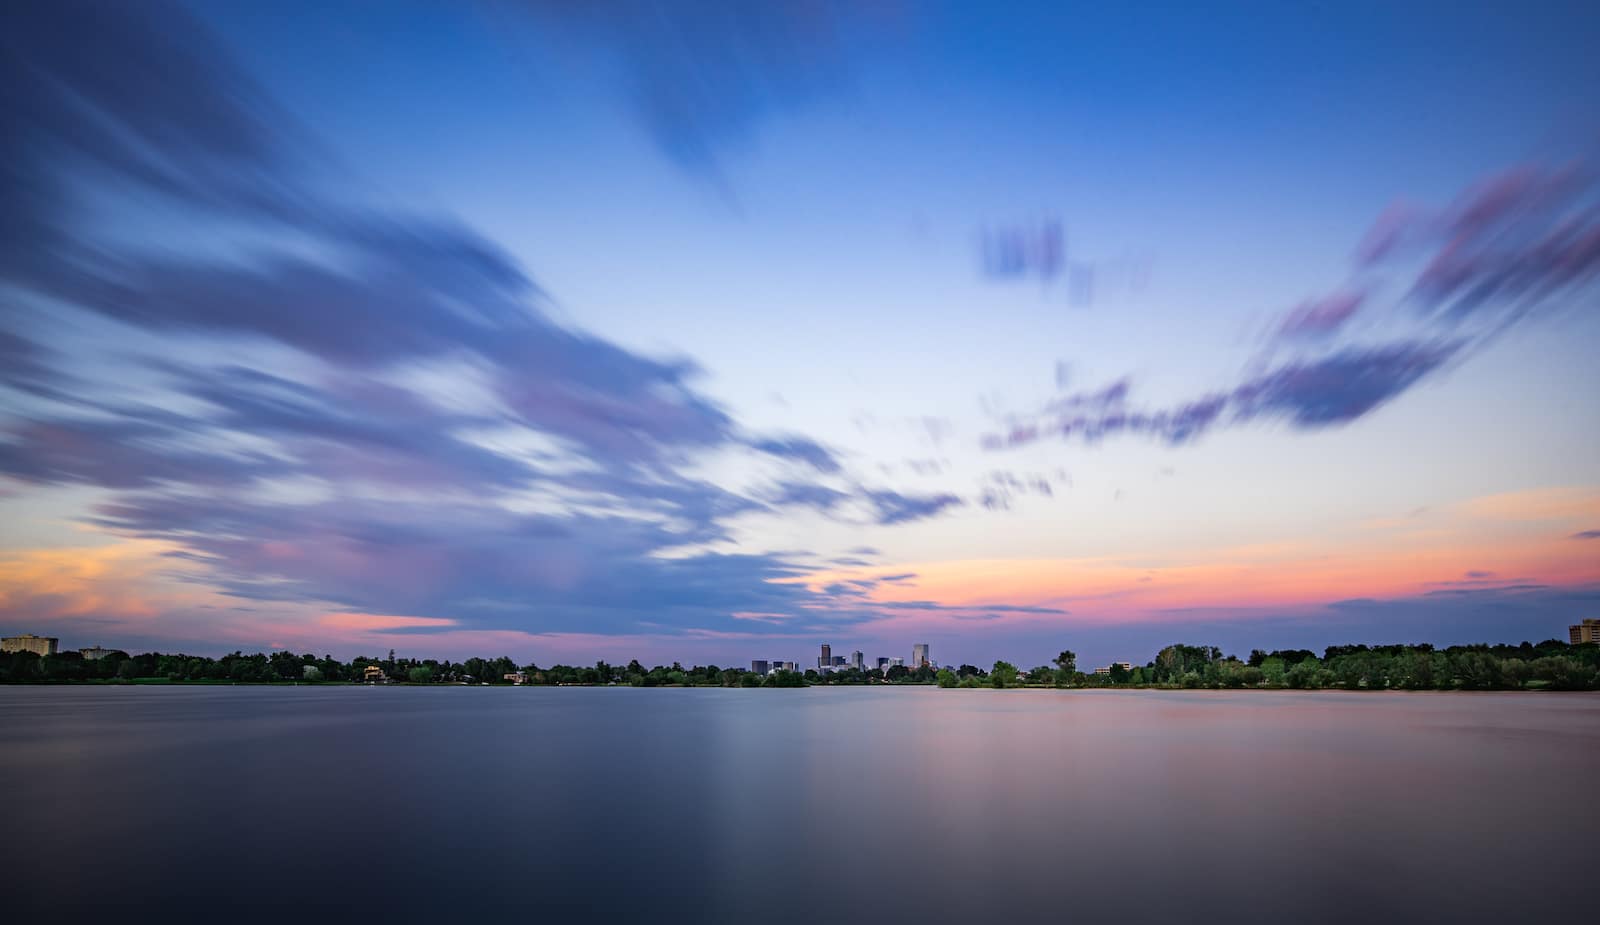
xmin=1571 ymin=619 xmax=1600 ymax=644
xmin=852 ymin=650 xmax=865 ymax=670
xmin=913 ymin=643 xmax=930 ymax=668
xmin=751 ymin=660 xmax=770 ymax=675
xmin=819 ymin=644 xmax=831 ymax=669
xmin=1 ymin=634 xmax=58 ymax=656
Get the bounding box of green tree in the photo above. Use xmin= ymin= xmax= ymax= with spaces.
xmin=1054 ymin=650 xmax=1077 ymax=675
xmin=936 ymin=669 xmax=958 ymax=688
xmin=990 ymin=661 xmax=1018 ymax=689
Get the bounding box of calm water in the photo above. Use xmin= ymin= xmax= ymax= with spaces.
xmin=2 ymin=686 xmax=1596 ymax=918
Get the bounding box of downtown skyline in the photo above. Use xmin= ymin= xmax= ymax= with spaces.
xmin=1 ymin=0 xmax=1598 ymax=671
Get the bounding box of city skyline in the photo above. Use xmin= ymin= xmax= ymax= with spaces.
xmin=1 ymin=0 xmax=1598 ymax=671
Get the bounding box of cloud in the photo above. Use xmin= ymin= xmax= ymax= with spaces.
xmin=980 ymin=157 xmax=1598 ymax=454
xmin=1231 ymin=341 xmax=1461 ymax=428
xmin=0 ymin=542 xmax=177 ymax=625
xmin=1364 ymin=163 xmax=1600 ymax=323
xmin=871 ymin=601 xmax=1068 ymax=615
xmin=985 ymin=341 xmax=1461 ymax=449
xmin=507 ymin=1 xmax=885 ymax=172
xmin=0 ymin=0 xmax=960 ymax=646
xmin=864 ymin=490 xmax=964 ymax=525
xmin=321 ymin=613 xmax=459 ymax=632
xmin=88 ymin=492 xmax=828 ymax=635
xmin=762 ymin=480 xmax=852 ymax=511
xmin=1573 ymin=530 xmax=1600 ymax=540
xmin=979 ymin=469 xmax=1058 ymax=509
xmin=750 ymin=435 xmax=843 ymax=473
xmin=1276 ymin=290 xmax=1365 ymax=340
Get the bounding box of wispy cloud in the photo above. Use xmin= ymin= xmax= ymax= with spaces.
xmin=0 ymin=0 xmax=957 ymax=645
xmin=984 ymin=158 xmax=1600 ymax=451
xmin=504 ymin=0 xmax=890 ymax=173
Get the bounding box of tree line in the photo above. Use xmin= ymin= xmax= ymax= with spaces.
xmin=927 ymin=639 xmax=1600 ymax=691
xmin=1 ymin=638 xmax=1595 ymax=690
xmin=0 ymin=649 xmax=802 ymax=687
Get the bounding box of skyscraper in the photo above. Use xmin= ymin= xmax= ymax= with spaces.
xmin=819 ymin=644 xmax=831 ymax=669
xmin=751 ymin=660 xmax=769 ymax=675
xmin=852 ymin=650 xmax=864 ymax=670
xmin=913 ymin=643 xmax=930 ymax=668
xmin=1571 ymin=619 xmax=1600 ymax=644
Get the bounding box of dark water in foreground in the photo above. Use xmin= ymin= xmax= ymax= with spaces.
xmin=2 ymin=686 xmax=1596 ymax=918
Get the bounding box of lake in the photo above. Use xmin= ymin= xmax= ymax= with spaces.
xmin=2 ymin=686 xmax=1596 ymax=918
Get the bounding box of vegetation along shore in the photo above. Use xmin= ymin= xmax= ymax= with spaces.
xmin=2 ymin=639 xmax=1596 ymax=690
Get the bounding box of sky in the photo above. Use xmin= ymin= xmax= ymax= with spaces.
xmin=1 ymin=0 xmax=1597 ymax=670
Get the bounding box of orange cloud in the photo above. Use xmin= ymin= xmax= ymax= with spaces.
xmin=1456 ymin=486 xmax=1600 ymax=523
xmin=793 ymin=486 xmax=1600 ymax=627
xmin=0 ymin=540 xmax=197 ymax=622
xmin=319 ymin=613 xmax=458 ymax=631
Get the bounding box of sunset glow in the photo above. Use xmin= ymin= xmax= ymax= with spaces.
xmin=1 ymin=0 xmax=1597 ymax=668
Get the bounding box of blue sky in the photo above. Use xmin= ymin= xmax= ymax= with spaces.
xmin=1 ymin=0 xmax=1597 ymax=669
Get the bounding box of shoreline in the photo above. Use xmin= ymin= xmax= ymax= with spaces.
xmin=2 ymin=680 xmax=1593 ymax=693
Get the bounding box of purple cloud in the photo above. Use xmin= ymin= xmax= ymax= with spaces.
xmin=1231 ymin=341 xmax=1461 ymax=427
xmin=750 ymin=435 xmax=843 ymax=473
xmin=985 ymin=341 xmax=1461 ymax=449
xmin=1276 ymin=291 xmax=1365 ymax=340
xmin=1359 ymin=163 xmax=1600 ymax=323
xmin=864 ymin=489 xmax=964 ymax=525
xmin=0 ymin=0 xmax=964 ymax=643
xmin=979 ymin=469 xmax=1059 ymax=510
xmin=762 ymin=481 xmax=852 ymax=511
xmin=985 ymin=156 xmax=1600 ymax=454
xmin=509 ymin=1 xmax=877 ymax=172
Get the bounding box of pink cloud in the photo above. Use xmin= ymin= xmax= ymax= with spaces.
xmin=1277 ymin=290 xmax=1365 ymax=339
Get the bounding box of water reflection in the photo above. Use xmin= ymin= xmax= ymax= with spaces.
xmin=1 ymin=687 xmax=1595 ymax=918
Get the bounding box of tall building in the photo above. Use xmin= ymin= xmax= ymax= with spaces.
xmin=852 ymin=650 xmax=864 ymax=670
xmin=1 ymin=634 xmax=59 ymax=656
xmin=876 ymin=657 xmax=890 ymax=669
xmin=751 ymin=659 xmax=770 ymax=675
xmin=818 ymin=644 xmax=831 ymax=669
xmin=1571 ymin=619 xmax=1600 ymax=645
xmin=913 ymin=643 xmax=930 ymax=669
xmin=79 ymin=646 xmax=121 ymax=661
